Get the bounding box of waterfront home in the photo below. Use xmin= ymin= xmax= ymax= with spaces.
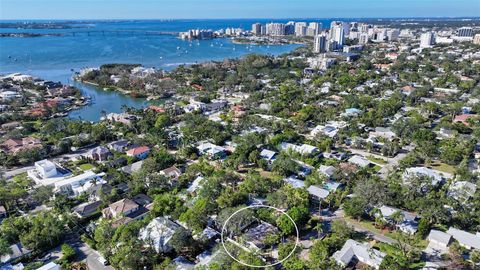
xmin=0 ymin=90 xmax=21 ymax=101
xmin=139 ymin=217 xmax=181 ymax=253
xmin=106 ymin=112 xmax=136 ymax=126
xmin=446 ymin=227 xmax=480 ymax=250
xmin=126 ymin=146 xmax=150 ymax=159
xmin=332 ymin=239 xmax=386 ymax=269
xmin=1 ymin=137 xmax=42 ymax=154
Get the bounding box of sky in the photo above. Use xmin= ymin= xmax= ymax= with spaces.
xmin=1 ymin=0 xmax=479 ymax=20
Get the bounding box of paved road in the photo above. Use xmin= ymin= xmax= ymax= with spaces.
xmin=4 ymin=145 xmax=97 ymax=179
xmin=4 ymin=165 xmax=34 ymax=179
xmin=326 ymin=210 xmax=396 ymax=245
xmin=346 ymin=147 xmax=408 ymax=179
xmin=77 ymin=242 xmax=115 ymax=270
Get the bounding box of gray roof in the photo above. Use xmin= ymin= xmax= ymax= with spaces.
xmin=446 ymin=227 xmax=480 ymax=250
xmin=307 ymin=185 xmax=330 ymax=199
xmin=332 ymin=239 xmax=385 ymax=269
xmin=428 ymin=229 xmax=452 ymax=246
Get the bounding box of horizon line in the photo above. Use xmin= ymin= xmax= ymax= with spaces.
xmin=2 ymin=16 xmax=480 ymax=21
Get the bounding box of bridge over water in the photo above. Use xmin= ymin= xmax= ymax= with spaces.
xmin=68 ymin=30 xmax=180 ymax=36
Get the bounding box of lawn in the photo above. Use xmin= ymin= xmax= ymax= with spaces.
xmin=426 ymin=161 xmax=456 ymax=174
xmin=78 ymin=163 xmax=95 ymax=171
xmin=367 ymin=155 xmax=388 ymax=165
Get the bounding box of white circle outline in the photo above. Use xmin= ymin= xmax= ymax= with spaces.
xmin=220 ymin=205 xmax=300 ymax=268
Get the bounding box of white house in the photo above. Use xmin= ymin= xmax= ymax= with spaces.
xmin=403 ymin=167 xmax=452 ymax=186
xmin=139 ymin=217 xmax=181 ymax=253
xmin=318 ymin=165 xmax=336 ymax=179
xmin=332 ymin=239 xmax=386 ymax=269
xmin=425 ymin=229 xmax=452 ymax=255
xmin=447 ymin=181 xmax=477 ymax=203
xmin=348 ymin=155 xmax=371 ymax=168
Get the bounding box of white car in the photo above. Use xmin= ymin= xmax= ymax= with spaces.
xmin=98 ymin=256 xmax=108 ymax=266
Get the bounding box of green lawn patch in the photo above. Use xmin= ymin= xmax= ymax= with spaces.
xmin=367 ymin=155 xmax=388 ymax=165
xmin=426 ymin=161 xmax=456 ymax=174
xmin=78 ymin=163 xmax=95 ymax=171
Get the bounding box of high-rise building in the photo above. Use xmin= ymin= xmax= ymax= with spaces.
xmin=314 ymin=34 xmax=327 ymax=53
xmin=359 ymin=33 xmax=369 ymax=44
xmin=307 ymin=22 xmax=321 ymax=36
xmin=474 ymin=34 xmax=480 ymax=45
xmin=285 ymin=22 xmax=295 ymax=35
xmin=266 ymin=23 xmax=286 ymax=36
xmin=387 ymin=29 xmax=400 ymax=41
xmin=295 ymin=22 xmax=308 ymax=36
xmin=420 ymin=32 xmax=435 ymax=48
xmin=252 ymin=23 xmax=262 ymax=36
xmin=331 ymin=27 xmax=345 ymax=49
xmin=457 ymin=27 xmax=474 ymax=37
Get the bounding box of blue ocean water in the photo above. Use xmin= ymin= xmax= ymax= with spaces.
xmin=0 ymin=19 xmax=323 ymax=120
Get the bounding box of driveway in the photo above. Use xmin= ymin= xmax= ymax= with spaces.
xmin=76 ymin=241 xmax=114 ymax=270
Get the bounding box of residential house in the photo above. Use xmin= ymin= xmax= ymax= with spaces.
xmin=284 ymin=176 xmax=306 ymax=189
xmin=120 ymin=160 xmax=144 ymax=175
xmin=280 ymin=142 xmax=319 ymax=156
xmin=35 ymin=262 xmax=60 ymax=270
xmin=376 ymin=205 xmax=419 ymax=234
xmin=0 ymin=243 xmax=31 ymax=264
xmin=447 ymin=181 xmax=477 ymax=203
xmin=369 ymin=127 xmax=396 ymax=140
xmin=133 ymin=194 xmax=153 ymax=207
xmin=187 ymin=176 xmax=204 ymax=194
xmin=259 ymin=149 xmax=277 ymax=164
xmin=446 ymin=227 xmax=480 ymax=250
xmin=307 ymin=185 xmax=330 ymax=201
xmin=453 ymin=114 xmax=477 ymax=126
xmin=171 ymin=256 xmax=195 ymax=270
xmin=403 ymin=167 xmax=452 ymax=186
xmin=332 ymin=239 xmax=386 ymax=269
xmin=348 ymin=155 xmax=371 ymax=168
xmin=318 ymin=165 xmax=336 ymax=179
xmin=106 ymin=112 xmax=136 ymax=126
xmin=1 ymin=137 xmax=42 ymax=154
xmin=126 ymin=146 xmax=150 ymax=159
xmin=73 ymin=201 xmax=103 ymax=219
xmin=107 ymin=139 xmax=130 ymax=153
xmin=139 ymin=217 xmax=181 ymax=253
xmin=425 ymin=229 xmax=452 ymax=256
xmin=244 ymin=222 xmax=280 ymax=250
xmin=197 ymin=142 xmax=227 ymax=160
xmin=160 ymin=166 xmax=182 ymax=182
xmin=102 ymin=198 xmax=149 ymax=227
xmin=86 ymin=146 xmax=112 ymax=161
